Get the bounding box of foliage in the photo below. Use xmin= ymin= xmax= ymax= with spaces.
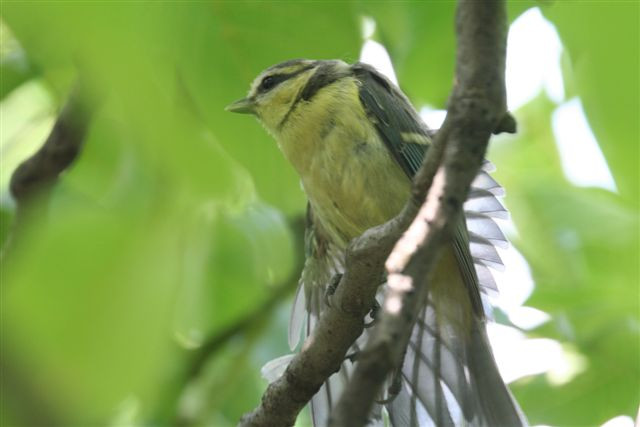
xmin=1 ymin=2 xmax=637 ymax=426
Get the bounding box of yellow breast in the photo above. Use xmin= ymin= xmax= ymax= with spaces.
xmin=275 ymin=77 xmax=411 ymax=247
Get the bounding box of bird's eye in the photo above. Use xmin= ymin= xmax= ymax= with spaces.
xmin=259 ymin=75 xmax=277 ymax=92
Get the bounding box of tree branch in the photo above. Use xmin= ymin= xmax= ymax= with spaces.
xmin=9 ymin=82 xmax=94 ymax=204
xmin=239 ymin=1 xmax=511 ymax=425
xmin=2 ymin=79 xmax=96 ymax=257
xmin=329 ymin=1 xmax=510 ymax=425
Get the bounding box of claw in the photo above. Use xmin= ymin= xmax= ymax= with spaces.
xmin=376 ymin=395 xmax=396 ymax=405
xmin=344 ymin=350 xmax=359 ymax=363
xmin=324 ymin=273 xmax=343 ymax=307
xmin=363 ymin=300 xmax=381 ymax=328
xmin=376 ymin=367 xmax=402 ymax=404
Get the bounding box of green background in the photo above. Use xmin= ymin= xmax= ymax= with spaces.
xmin=1 ymin=1 xmax=638 ymax=426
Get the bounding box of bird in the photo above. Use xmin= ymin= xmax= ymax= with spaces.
xmin=227 ymin=59 xmax=527 ymax=426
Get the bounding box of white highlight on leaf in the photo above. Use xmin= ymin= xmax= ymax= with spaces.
xmin=506 ymin=7 xmax=565 ymax=110
xmin=601 ymin=415 xmax=635 ymax=427
xmin=486 ymin=323 xmax=587 ymax=384
xmin=508 ymin=306 xmax=551 ymax=330
xmin=360 ymin=16 xmax=376 ymax=40
xmin=552 ymin=97 xmax=617 ymax=192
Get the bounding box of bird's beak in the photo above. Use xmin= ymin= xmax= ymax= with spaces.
xmin=225 ymin=97 xmax=256 ymax=115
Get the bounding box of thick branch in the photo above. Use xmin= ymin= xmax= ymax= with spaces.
xmin=2 ymin=79 xmax=96 ymax=262
xmin=239 ymin=1 xmax=510 ymax=425
xmin=329 ymin=1 xmax=510 ymax=425
xmin=9 ymin=82 xmax=94 ymax=204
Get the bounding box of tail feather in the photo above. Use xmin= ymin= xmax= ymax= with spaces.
xmin=411 ymin=307 xmax=474 ymax=420
xmin=385 ymin=303 xmax=526 ymax=426
xmin=468 ymin=323 xmax=527 ymax=426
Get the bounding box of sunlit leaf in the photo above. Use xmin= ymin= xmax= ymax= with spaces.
xmin=491 ymin=94 xmax=640 ymax=425
xmin=542 ymin=2 xmax=640 ymax=207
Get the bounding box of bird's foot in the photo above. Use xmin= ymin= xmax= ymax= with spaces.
xmin=376 ymin=368 xmax=402 ymax=404
xmin=363 ymin=300 xmax=381 ymax=328
xmin=344 ymin=350 xmax=359 ymax=363
xmin=324 ymin=273 xmax=343 ymax=307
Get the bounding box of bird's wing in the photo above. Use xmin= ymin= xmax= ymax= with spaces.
xmin=352 ymin=62 xmax=525 ymax=426
xmin=290 ymin=204 xmax=384 ymax=426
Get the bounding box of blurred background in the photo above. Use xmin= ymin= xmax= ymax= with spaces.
xmin=1 ymin=2 xmax=637 ymax=426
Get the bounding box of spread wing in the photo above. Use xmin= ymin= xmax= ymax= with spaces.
xmin=290 ymin=204 xmax=385 ymax=426
xmin=351 ymin=62 xmax=525 ymax=426
xmin=352 ymin=62 xmax=500 ymax=307
xmin=290 ymin=204 xmax=380 ymax=426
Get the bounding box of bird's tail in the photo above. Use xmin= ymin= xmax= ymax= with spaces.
xmin=265 ymin=161 xmax=527 ymax=426
xmin=386 ymin=299 xmax=527 ymax=426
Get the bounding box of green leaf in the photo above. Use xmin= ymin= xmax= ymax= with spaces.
xmin=356 ymin=2 xmax=456 ymax=107
xmin=0 ymin=22 xmax=36 ymax=100
xmin=172 ymin=3 xmax=361 ymax=214
xmin=358 ymin=1 xmax=536 ymax=108
xmin=542 ymin=2 xmax=640 ymax=207
xmin=2 ymin=206 xmax=181 ymax=423
xmin=173 ymin=202 xmax=294 ymax=345
xmin=491 ymin=94 xmax=640 ymax=425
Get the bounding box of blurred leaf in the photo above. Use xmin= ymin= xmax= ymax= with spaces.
xmin=0 ymin=21 xmax=36 ymax=100
xmin=2 ymin=206 xmax=180 ymax=423
xmin=3 ymin=1 xmax=359 ymax=216
xmin=357 ymin=2 xmax=456 ymax=107
xmin=491 ymin=94 xmax=640 ymax=425
xmin=173 ymin=3 xmax=361 ymax=215
xmin=542 ymin=2 xmax=640 ymax=207
xmin=173 ymin=202 xmax=294 ymax=346
xmin=359 ymin=1 xmax=535 ymax=108
xmin=0 ymin=79 xmax=55 ymax=201
xmin=0 ymin=206 xmax=12 ymax=247
xmin=178 ymin=300 xmax=295 ymax=426
xmin=1 ymin=4 xmax=307 ymax=423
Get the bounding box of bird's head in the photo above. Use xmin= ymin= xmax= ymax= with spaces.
xmin=226 ymin=59 xmax=348 ymax=134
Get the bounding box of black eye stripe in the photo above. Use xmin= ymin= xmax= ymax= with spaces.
xmin=258 ymin=74 xmax=289 ymax=92
xmin=257 ymin=65 xmax=316 ymax=94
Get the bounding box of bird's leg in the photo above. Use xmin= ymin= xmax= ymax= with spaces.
xmin=364 ymin=274 xmax=387 ymax=328
xmin=376 ymin=359 xmax=403 ymax=404
xmin=377 ymin=312 xmax=406 ymax=404
xmin=344 ymin=350 xmax=360 ymax=363
xmin=324 ymin=273 xmax=343 ymax=307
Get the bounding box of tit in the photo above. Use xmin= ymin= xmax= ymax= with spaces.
xmin=228 ymin=59 xmax=526 ymax=427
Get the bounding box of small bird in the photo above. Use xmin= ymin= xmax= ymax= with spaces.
xmin=227 ymin=59 xmax=526 ymax=426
